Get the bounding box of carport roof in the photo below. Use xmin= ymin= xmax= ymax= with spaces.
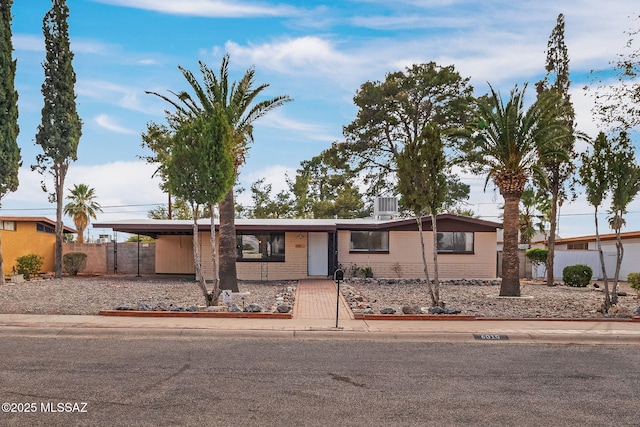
xmin=94 ymin=215 xmax=502 ymax=239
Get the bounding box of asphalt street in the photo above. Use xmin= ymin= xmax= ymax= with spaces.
xmin=1 ymin=331 xmax=638 ymax=426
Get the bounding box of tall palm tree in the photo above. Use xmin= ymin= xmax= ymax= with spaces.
xmin=460 ymin=84 xmax=570 ymax=296
xmin=147 ymin=54 xmax=292 ymax=291
xmin=63 ymin=183 xmax=102 ymax=244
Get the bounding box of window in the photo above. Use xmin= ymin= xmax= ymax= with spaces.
xmin=437 ymin=232 xmax=474 ymax=254
xmin=350 ymin=231 xmax=389 ymax=253
xmin=567 ymin=243 xmax=588 ymax=250
xmin=0 ymin=220 xmax=16 ymax=231
xmin=36 ymin=223 xmax=55 ymax=234
xmin=236 ymin=232 xmax=285 ymax=262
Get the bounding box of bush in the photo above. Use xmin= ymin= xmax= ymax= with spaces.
xmin=562 ymin=264 xmax=592 ymax=287
xmin=63 ymin=252 xmax=88 ymax=276
xmin=627 ymin=272 xmax=640 ymax=295
xmin=525 ymin=248 xmax=548 ymax=266
xmin=15 ymin=254 xmax=44 ymax=280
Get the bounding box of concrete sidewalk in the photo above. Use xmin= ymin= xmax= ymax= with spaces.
xmin=0 ymin=279 xmax=638 ymax=344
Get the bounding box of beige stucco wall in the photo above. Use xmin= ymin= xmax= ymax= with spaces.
xmin=338 ymin=230 xmax=497 ymax=279
xmin=154 ymin=229 xmax=498 ymax=280
xmin=156 ymin=232 xmax=311 ymax=281
xmin=156 ymin=235 xmax=195 ymax=274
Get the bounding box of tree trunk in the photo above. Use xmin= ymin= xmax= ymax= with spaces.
xmin=417 ymin=217 xmax=437 ymax=307
xmin=55 ymin=164 xmax=66 ymax=279
xmin=218 ymin=187 xmax=239 ymax=292
xmin=546 ymin=185 xmax=558 ymax=286
xmin=595 ymin=208 xmax=611 ymax=311
xmin=209 ymin=205 xmax=221 ymax=305
xmin=500 ymin=194 xmax=521 ymax=296
xmin=0 ymin=233 xmax=5 ymax=286
xmin=192 ymin=214 xmax=211 ymax=306
xmin=612 ymin=229 xmax=623 ymax=305
xmin=431 ymin=213 xmax=441 ymax=307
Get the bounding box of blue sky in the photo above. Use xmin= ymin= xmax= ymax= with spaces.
xmin=2 ymin=0 xmax=638 ymax=240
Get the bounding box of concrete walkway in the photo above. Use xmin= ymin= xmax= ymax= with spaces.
xmin=0 ymin=279 xmax=639 ymax=344
xmin=293 ymin=280 xmax=353 ymax=320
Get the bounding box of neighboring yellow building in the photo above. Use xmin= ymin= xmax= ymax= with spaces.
xmin=1 ymin=216 xmax=76 ymax=277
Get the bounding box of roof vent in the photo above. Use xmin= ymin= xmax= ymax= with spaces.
xmin=373 ymin=196 xmax=398 ymax=220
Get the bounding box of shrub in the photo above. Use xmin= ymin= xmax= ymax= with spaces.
xmin=562 ymin=264 xmax=592 ymax=287
xmin=15 ymin=254 xmax=44 ymax=280
xmin=627 ymin=272 xmax=640 ymax=296
xmin=63 ymin=252 xmax=88 ymax=276
xmin=525 ymin=248 xmax=548 ymax=267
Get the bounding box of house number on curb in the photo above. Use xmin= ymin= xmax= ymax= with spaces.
xmin=473 ymin=334 xmax=509 ymax=340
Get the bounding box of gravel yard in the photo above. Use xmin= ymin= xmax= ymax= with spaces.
xmin=0 ymin=275 xmax=638 ymax=318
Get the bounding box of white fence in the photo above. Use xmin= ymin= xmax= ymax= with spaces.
xmin=532 ymin=250 xmax=626 ymax=280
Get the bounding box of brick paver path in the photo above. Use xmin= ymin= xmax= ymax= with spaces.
xmin=293 ymin=280 xmax=353 ymax=320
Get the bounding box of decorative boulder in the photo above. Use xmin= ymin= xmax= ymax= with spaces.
xmin=276 ymin=303 xmax=292 ymax=313
xmin=229 ymin=304 xmax=242 ymax=312
xmin=244 ymin=303 xmax=262 ymax=313
xmin=402 ymin=305 xmax=420 ymax=314
xmin=379 ymin=307 xmax=396 ymax=315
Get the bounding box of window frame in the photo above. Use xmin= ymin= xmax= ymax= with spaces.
xmin=436 ymin=231 xmax=474 ymax=254
xmin=236 ymin=231 xmax=285 ymax=262
xmin=0 ymin=220 xmax=16 ymax=231
xmin=36 ymin=222 xmax=55 ymax=234
xmin=349 ymin=230 xmax=390 ymax=254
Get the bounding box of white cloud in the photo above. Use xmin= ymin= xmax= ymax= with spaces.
xmin=3 ymin=162 xmax=165 ymax=224
xmin=257 ymin=110 xmax=339 ymax=142
xmin=77 ymin=79 xmax=151 ymax=113
xmin=94 ymin=114 xmax=138 ymax=135
xmin=13 ymin=34 xmax=44 ymax=52
xmin=93 ymin=0 xmax=300 ymax=18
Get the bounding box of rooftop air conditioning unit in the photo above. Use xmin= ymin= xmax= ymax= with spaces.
xmin=374 ymin=196 xmax=398 ymax=220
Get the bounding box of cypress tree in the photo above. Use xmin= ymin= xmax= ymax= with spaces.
xmin=0 ymin=0 xmax=21 ymax=285
xmin=34 ymin=0 xmax=82 ymax=278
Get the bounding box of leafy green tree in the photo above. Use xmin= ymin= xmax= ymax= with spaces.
xmin=397 ymin=123 xmax=447 ymax=307
xmin=147 ymin=54 xmax=292 ymax=292
xmin=578 ymin=132 xmax=613 ymax=309
xmin=289 ymin=150 xmax=366 ymax=219
xmin=458 ymin=84 xmax=571 ymax=296
xmin=166 ymin=112 xmax=235 ymax=306
xmin=63 ymin=183 xmax=102 ymax=244
xmin=148 ymin=197 xmax=206 ymax=220
xmin=247 ymin=178 xmax=293 ymax=219
xmin=0 ymin=0 xmax=20 ymax=286
xmin=536 ymin=13 xmax=578 ymax=286
xmin=33 ymin=0 xmax=82 ymax=278
xmin=337 ymin=62 xmax=475 ymax=199
xmin=126 ymin=234 xmax=155 ymax=243
xmin=606 ymin=132 xmax=640 ymax=305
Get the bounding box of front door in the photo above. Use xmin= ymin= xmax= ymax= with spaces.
xmin=308 ymin=232 xmax=328 ymax=276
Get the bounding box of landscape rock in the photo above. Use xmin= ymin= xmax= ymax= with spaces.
xmin=228 ymin=303 xmax=242 ymax=312
xmin=137 ymin=301 xmax=151 ymax=311
xmin=244 ymin=303 xmax=262 ymax=313
xmin=379 ymin=307 xmax=396 ymax=314
xmin=276 ymin=303 xmax=291 ymax=313
xmin=115 ymin=304 xmax=135 ymax=311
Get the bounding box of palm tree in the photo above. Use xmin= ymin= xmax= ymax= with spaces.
xmin=147 ymin=54 xmax=292 ymax=291
xmin=460 ymin=84 xmax=571 ymax=296
xmin=63 ymin=183 xmax=102 ymax=244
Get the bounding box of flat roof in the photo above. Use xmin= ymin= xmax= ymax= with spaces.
xmin=94 ymin=214 xmax=502 ymax=238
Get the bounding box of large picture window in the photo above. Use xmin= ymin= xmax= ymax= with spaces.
xmin=236 ymin=232 xmax=285 ymax=262
xmin=437 ymin=232 xmax=474 ymax=254
xmin=350 ymin=231 xmax=389 ymax=253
